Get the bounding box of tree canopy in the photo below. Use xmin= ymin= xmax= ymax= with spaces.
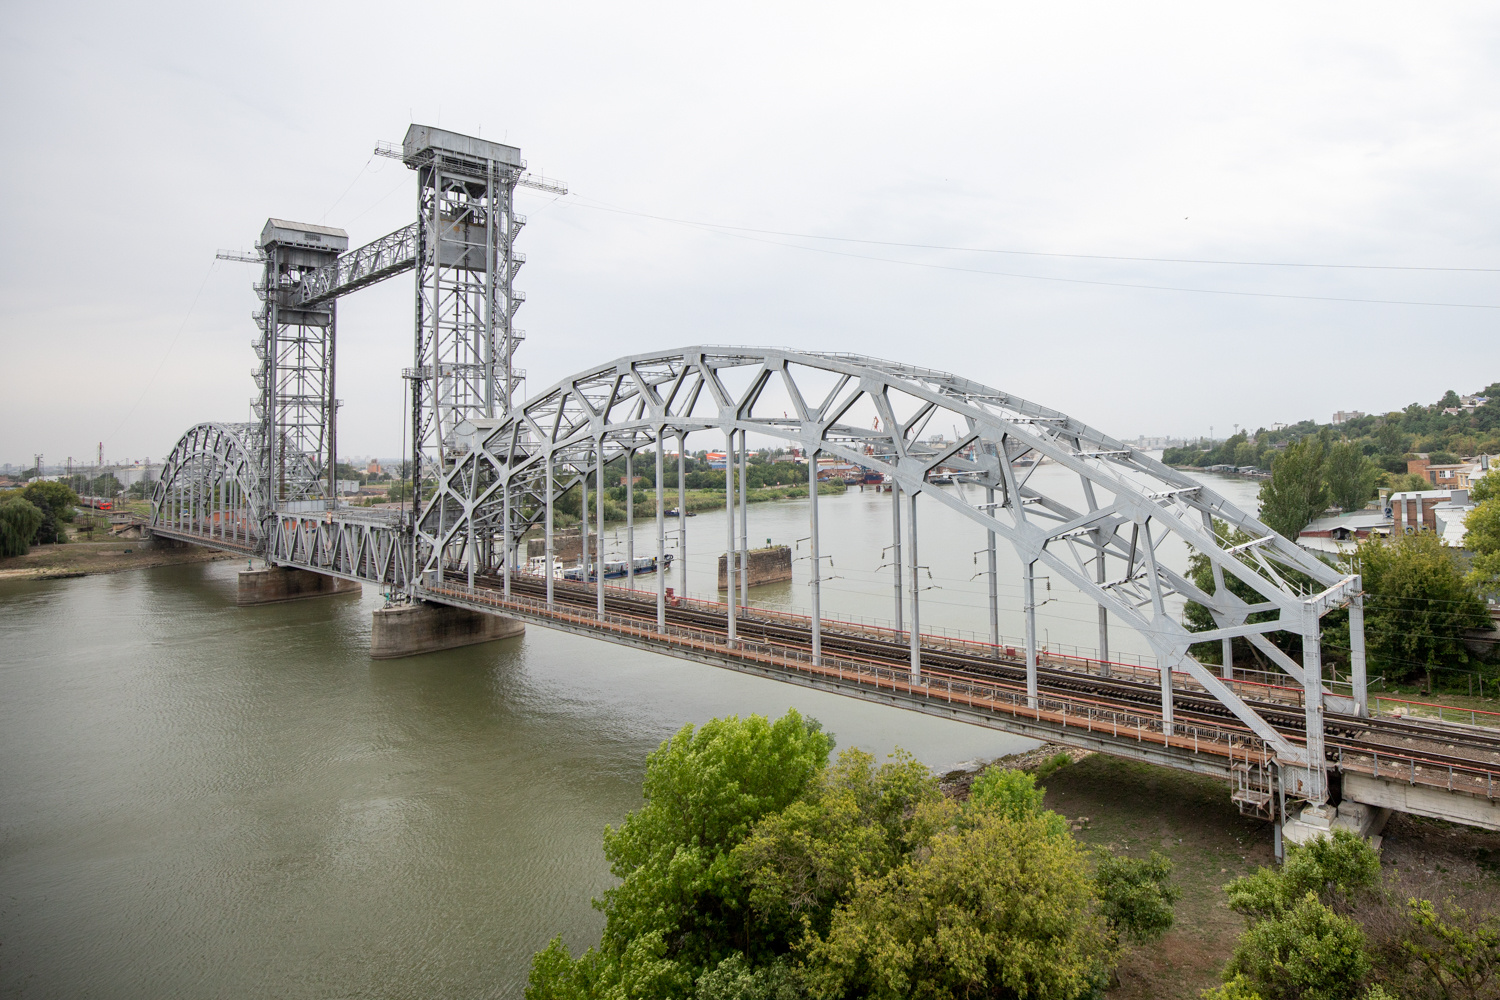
xmin=1258 ymin=437 xmax=1329 ymax=539
xmin=527 ymin=712 xmax=1153 ymax=999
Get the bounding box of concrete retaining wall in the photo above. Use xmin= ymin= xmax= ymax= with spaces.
xmin=237 ymin=567 xmax=361 ymax=606
xmin=718 ymin=546 xmax=793 ymax=590
xmin=370 ymin=601 xmax=524 ymax=659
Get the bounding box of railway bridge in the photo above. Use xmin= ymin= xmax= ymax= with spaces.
xmin=151 ymin=124 xmax=1500 ymax=850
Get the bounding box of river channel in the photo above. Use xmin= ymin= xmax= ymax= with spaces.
xmin=0 ymin=467 xmax=1259 ymax=998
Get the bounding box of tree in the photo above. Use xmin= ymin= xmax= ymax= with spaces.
xmin=1094 ymin=851 xmax=1180 ymax=943
xmin=20 ymin=481 xmax=78 ymax=544
xmin=1375 ymin=417 xmax=1408 ymax=457
xmin=1472 ymin=473 xmax=1498 ymax=506
xmin=528 ymin=711 xmax=834 ymax=996
xmin=1390 ymin=472 xmax=1436 ymax=492
xmin=1324 ymin=442 xmax=1380 ymax=512
xmin=802 ymin=810 xmax=1114 ymax=1000
xmin=0 ymin=496 xmax=45 ymax=556
xmin=1224 ymin=893 xmax=1370 ymax=1000
xmin=1217 ymin=833 xmax=1381 ymax=1000
xmin=1466 ymin=496 xmax=1500 ymax=598
xmin=1259 ymin=437 xmax=1328 ymax=539
xmin=731 ymin=747 xmax=944 ymax=950
xmin=1351 ymin=533 xmax=1490 ymax=685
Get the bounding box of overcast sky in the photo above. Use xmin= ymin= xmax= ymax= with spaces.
xmin=3 ymin=2 xmax=1497 ymax=467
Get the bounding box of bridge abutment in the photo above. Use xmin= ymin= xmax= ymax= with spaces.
xmin=237 ymin=566 xmax=361 ymax=606
xmin=370 ymin=601 xmax=524 ymax=659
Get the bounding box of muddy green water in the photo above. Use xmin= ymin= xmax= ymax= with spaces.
xmin=0 ymin=468 xmax=1258 ymax=998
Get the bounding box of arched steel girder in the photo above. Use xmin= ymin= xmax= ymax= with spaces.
xmin=150 ymin=422 xmax=266 ymax=549
xmin=420 ymin=348 xmax=1362 ymax=775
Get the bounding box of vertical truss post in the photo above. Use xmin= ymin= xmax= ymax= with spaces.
xmin=1024 ymin=560 xmax=1038 ymax=708
xmin=986 ymin=485 xmax=999 ymax=655
xmin=725 ymin=428 xmax=737 ymax=649
xmin=326 ymin=300 xmax=338 ymax=510
xmin=656 ymin=429 xmax=666 ymax=632
xmin=596 ymin=441 xmax=606 ymax=621
xmin=891 ymin=480 xmax=903 ymax=632
xmin=581 ymin=447 xmax=591 ymax=594
xmin=677 ymin=431 xmax=687 ymax=597
xmin=544 ymin=450 xmax=555 ymax=608
xmin=809 ymin=449 xmax=821 ymax=667
xmin=1160 ymin=654 xmax=1175 ymax=734
xmin=626 ymin=449 xmax=635 ymax=590
xmin=1095 ymin=536 xmax=1110 ymax=674
xmin=1349 ymin=588 xmax=1368 ymax=717
xmin=739 ymin=429 xmax=749 ymax=608
xmin=1303 ymin=603 xmax=1328 ymax=803
xmin=502 ymin=472 xmax=512 ymax=600
xmin=908 ymin=490 xmax=921 ymax=682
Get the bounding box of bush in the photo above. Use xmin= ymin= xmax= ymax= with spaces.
xmin=1225 ymin=893 xmax=1370 ymax=1000
xmin=1094 ymin=850 xmax=1181 ymax=943
xmin=1226 ymin=829 xmax=1381 ymax=918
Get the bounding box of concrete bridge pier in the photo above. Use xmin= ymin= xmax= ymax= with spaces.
xmin=370 ymin=601 xmax=524 ymax=659
xmin=237 ymin=566 xmax=361 ymax=606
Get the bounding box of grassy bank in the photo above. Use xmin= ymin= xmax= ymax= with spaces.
xmin=0 ymin=535 xmax=235 ymax=580
xmin=958 ymin=748 xmax=1500 ymax=998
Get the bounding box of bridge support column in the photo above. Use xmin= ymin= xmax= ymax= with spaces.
xmin=581 ymin=453 xmax=590 ymax=598
xmin=237 ymin=566 xmax=360 ymax=606
xmin=545 ymin=451 xmax=555 ymax=608
xmin=626 ymin=448 xmax=636 ymax=590
xmin=596 ymin=440 xmax=606 ymax=620
xmin=370 ymin=601 xmax=523 ymax=659
xmin=1302 ymin=611 xmax=1329 ymax=804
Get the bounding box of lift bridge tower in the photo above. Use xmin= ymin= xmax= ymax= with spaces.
xmin=218 ymin=125 xmax=559 ymax=527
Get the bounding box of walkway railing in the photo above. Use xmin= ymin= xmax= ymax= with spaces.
xmin=426 ymin=582 xmax=1276 ymax=774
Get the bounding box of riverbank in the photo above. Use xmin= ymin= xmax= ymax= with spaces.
xmin=0 ymin=537 xmax=235 ymax=580
xmin=945 ymin=745 xmax=1500 ymax=998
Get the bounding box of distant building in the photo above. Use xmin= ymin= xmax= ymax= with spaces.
xmin=1270 ymin=422 xmax=1289 ymax=432
xmin=1331 ymin=410 xmax=1364 ymax=425
xmin=1296 ymin=486 xmax=1477 ymax=553
xmin=1407 ymin=454 xmax=1495 ymax=490
xmin=367 ymin=459 xmax=382 ymax=476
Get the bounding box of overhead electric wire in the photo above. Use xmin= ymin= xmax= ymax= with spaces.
xmin=558 ymin=196 xmax=1500 ymax=309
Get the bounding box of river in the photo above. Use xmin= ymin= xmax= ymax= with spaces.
xmin=0 ymin=465 xmax=1258 ymax=998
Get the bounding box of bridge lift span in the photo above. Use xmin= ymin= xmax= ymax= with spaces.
xmin=156 ymin=126 xmax=1500 ymax=848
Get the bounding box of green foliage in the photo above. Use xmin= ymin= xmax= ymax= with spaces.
xmin=1472 ymin=473 xmax=1498 ymax=506
xmin=1183 ymin=519 xmax=1308 ymax=667
xmin=1351 ymin=533 xmax=1491 ymax=682
xmin=1094 ymin=850 xmax=1180 ymax=943
xmin=1324 ymin=441 xmax=1380 ymax=512
xmin=731 ymin=747 xmax=946 ymax=951
xmin=1226 ymin=830 xmax=1381 ymax=919
xmin=1390 ymin=472 xmax=1437 ymax=492
xmin=1225 ymin=893 xmax=1371 ymax=1000
xmin=0 ymin=496 xmax=45 ymax=556
xmin=1199 ymin=973 xmax=1265 ymax=999
xmin=528 ymin=711 xmax=834 ymax=996
xmin=695 ymin=955 xmax=803 ymax=1000
xmin=802 ymin=810 xmax=1113 ymax=1000
xmin=1259 ymin=437 xmax=1329 ymax=539
xmin=20 ymin=481 xmax=78 ymax=544
xmin=1396 ymin=897 xmax=1500 ymax=999
xmin=1466 ymin=497 xmax=1500 ymax=598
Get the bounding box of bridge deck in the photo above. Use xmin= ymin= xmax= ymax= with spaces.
xmin=418 ymin=575 xmax=1500 ymax=828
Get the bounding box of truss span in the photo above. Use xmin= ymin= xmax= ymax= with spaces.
xmin=422 ymin=347 xmax=1365 ymax=802
xmin=150 ymin=422 xmax=265 ymax=551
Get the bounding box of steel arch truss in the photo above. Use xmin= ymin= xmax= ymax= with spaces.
xmin=419 ymin=348 xmax=1363 ymax=799
xmin=150 ymin=422 xmax=264 ymax=551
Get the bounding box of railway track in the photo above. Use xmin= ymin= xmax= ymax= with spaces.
xmin=481 ymin=574 xmax=1500 ymax=777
